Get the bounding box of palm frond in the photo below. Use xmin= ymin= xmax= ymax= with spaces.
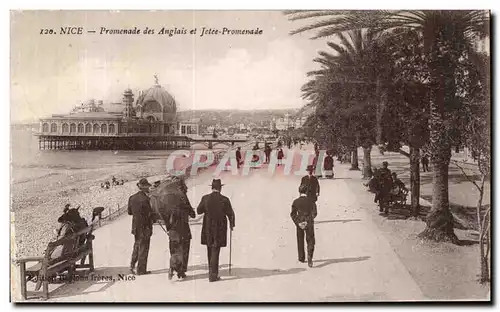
xmin=283 ymin=10 xmax=348 ymax=21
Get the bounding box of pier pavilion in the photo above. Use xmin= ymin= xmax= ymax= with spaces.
xmin=37 ymin=78 xmax=190 ymax=150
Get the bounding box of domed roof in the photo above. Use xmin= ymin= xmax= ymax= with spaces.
xmin=136 ymin=81 xmax=177 ymax=114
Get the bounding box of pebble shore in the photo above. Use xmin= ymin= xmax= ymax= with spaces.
xmin=12 ymin=171 xmax=168 ymax=259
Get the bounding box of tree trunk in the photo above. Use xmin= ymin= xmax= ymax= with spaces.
xmin=362 ymin=146 xmax=372 ymax=179
xmin=409 ymin=145 xmax=421 ymax=217
xmin=418 ymin=147 xmax=457 ymax=243
xmin=350 ymin=148 xmax=360 ymax=170
xmin=418 ymin=30 xmax=457 ymax=243
xmin=477 ymin=176 xmax=489 ymax=284
xmin=375 ymin=78 xmax=387 ymax=154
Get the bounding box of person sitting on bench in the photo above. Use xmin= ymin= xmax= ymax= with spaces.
xmin=390 ymin=172 xmax=408 ymax=196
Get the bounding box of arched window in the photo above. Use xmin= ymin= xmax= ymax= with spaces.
xmin=147 ymin=116 xmax=156 ymax=123
xmin=62 ymin=123 xmax=69 ymax=133
xmin=108 ymin=124 xmax=115 ymax=134
xmin=70 ymin=123 xmax=76 ymax=133
xmin=85 ymin=124 xmax=91 ymax=133
xmin=42 ymin=123 xmax=49 ymax=133
xmin=50 ymin=123 xmax=57 ymax=133
xmin=77 ymin=123 xmax=84 ymax=133
xmin=101 ymin=124 xmax=107 ymax=134
xmin=93 ymin=124 xmax=100 ymax=134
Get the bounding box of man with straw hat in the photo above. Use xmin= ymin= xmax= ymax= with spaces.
xmin=196 ymin=178 xmax=236 ymax=282
xmin=128 ymin=178 xmax=154 ymax=275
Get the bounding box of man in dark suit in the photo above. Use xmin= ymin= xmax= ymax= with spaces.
xmin=291 ymin=184 xmax=317 ymax=267
xmin=236 ymin=147 xmax=242 ymax=169
xmin=128 ymin=178 xmax=154 ymax=275
xmin=301 ymin=165 xmax=320 ymax=202
xmin=378 ymin=161 xmax=393 ymax=214
xmin=196 ymin=179 xmax=235 ymax=282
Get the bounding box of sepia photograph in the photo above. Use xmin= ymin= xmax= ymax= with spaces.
xmin=9 ymin=8 xmax=491 ymax=302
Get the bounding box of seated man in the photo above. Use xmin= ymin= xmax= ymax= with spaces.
xmin=390 ymin=172 xmax=408 ymax=196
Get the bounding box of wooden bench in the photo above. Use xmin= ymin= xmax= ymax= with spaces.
xmin=387 ymin=189 xmax=409 ymax=207
xmin=17 ymin=225 xmax=95 ymax=300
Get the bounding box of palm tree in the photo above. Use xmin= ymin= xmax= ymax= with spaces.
xmin=285 ymin=10 xmax=489 ymax=243
xmin=303 ymin=30 xmax=394 ymax=174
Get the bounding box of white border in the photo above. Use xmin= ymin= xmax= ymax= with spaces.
xmin=4 ymin=1 xmax=499 ymax=310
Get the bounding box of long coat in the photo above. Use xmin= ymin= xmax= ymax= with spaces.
xmin=323 ymin=156 xmax=334 ymax=170
xmin=301 ymin=175 xmax=320 ymax=201
xmin=128 ymin=191 xmax=154 ymax=238
xmin=197 ymin=191 xmax=235 ymax=247
xmin=291 ymin=195 xmax=317 ymax=227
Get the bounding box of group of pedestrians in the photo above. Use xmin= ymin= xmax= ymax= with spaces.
xmin=127 ymin=177 xmax=235 ymax=282
xmin=127 ymin=143 xmax=332 ymax=281
xmin=365 ymin=161 xmax=408 ymax=214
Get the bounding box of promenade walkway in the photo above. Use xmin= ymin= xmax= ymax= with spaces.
xmin=19 ymin=146 xmax=426 ymax=302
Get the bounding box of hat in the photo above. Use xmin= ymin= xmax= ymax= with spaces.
xmin=137 ymin=178 xmax=152 ymax=188
xmin=209 ymin=179 xmax=224 ymax=188
xmin=307 ymin=165 xmax=315 ymax=172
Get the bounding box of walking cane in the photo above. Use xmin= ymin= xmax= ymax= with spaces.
xmin=229 ymin=228 xmax=232 ymax=275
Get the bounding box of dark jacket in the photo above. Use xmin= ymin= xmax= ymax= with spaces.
xmin=265 ymin=146 xmax=271 ymax=156
xmin=197 ymin=191 xmax=235 ymax=247
xmin=324 ymin=156 xmax=334 ymax=170
xmin=165 ymin=193 xmax=196 ymax=240
xmin=290 ymin=195 xmax=317 ymax=227
xmin=378 ymin=168 xmax=393 ymax=193
xmin=128 ymin=191 xmax=154 ymax=238
xmin=301 ymin=175 xmax=320 ymax=199
xmin=236 ymin=150 xmax=242 ymax=161
xmin=277 ymin=150 xmax=284 ymax=159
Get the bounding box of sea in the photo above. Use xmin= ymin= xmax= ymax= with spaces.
xmin=10 ymin=128 xmax=249 ymax=186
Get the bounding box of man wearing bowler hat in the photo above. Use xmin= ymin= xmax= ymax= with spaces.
xmin=128 ymin=178 xmax=154 ymax=275
xmin=291 ymin=184 xmax=318 ymax=267
xmin=300 ymin=165 xmax=320 ymax=203
xmin=196 ymin=179 xmax=235 ymax=282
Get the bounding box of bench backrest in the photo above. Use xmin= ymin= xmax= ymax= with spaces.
xmin=44 ymin=225 xmax=94 ymax=265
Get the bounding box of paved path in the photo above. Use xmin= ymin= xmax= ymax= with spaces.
xmin=24 ymin=147 xmax=426 ymax=302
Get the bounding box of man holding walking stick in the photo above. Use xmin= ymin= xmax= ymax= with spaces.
xmin=197 ymin=179 xmax=236 ymax=282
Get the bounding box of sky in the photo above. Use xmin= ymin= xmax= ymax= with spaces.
xmin=10 ymin=10 xmax=330 ymax=122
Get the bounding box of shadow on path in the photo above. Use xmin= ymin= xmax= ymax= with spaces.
xmin=315 ymin=219 xmax=361 ymax=225
xmin=457 ymin=239 xmax=479 ymax=246
xmin=179 ymin=267 xmax=306 ymax=282
xmin=151 ymin=263 xmax=229 ymax=275
xmin=313 ymin=256 xmax=371 ymax=269
xmin=47 ymin=266 xmax=129 ymax=299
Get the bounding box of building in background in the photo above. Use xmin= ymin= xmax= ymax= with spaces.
xmin=177 ymin=117 xmax=201 ymax=137
xmin=40 ymin=78 xmax=178 ymax=138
